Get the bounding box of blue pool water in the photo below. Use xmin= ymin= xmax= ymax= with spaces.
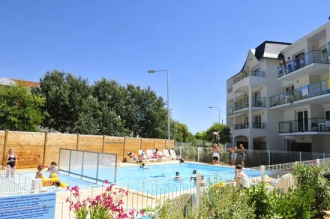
xmin=23 ymin=163 xmax=265 ymax=194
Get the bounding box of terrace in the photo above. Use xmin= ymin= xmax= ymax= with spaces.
xmin=277 ymin=50 xmax=330 ymax=78
xmin=270 ymin=78 xmax=330 ymax=107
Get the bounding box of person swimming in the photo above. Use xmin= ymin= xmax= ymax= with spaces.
xmin=149 ymin=173 xmax=165 ymax=178
xmin=175 ymin=172 xmax=182 ymax=181
xmin=140 ymin=163 xmax=149 ymax=170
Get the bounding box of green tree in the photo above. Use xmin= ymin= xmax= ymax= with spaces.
xmin=34 ymin=70 xmax=98 ymax=134
xmin=195 ymin=131 xmax=207 ymax=141
xmin=205 ymin=123 xmax=231 ymax=144
xmin=173 ymin=121 xmax=195 ymax=142
xmin=91 ymin=79 xmax=128 ymax=136
xmin=0 ymin=83 xmax=45 ymax=131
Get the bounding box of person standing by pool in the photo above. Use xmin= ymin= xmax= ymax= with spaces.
xmin=230 ymin=146 xmax=237 ymax=166
xmin=179 ymin=155 xmax=185 ymax=164
xmin=211 ymin=143 xmax=220 ymax=165
xmin=238 ymin=144 xmax=246 ymax=168
xmin=6 ymin=148 xmax=17 ymax=177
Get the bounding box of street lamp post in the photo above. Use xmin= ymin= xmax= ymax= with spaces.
xmin=208 ymin=106 xmax=221 ymax=124
xmin=148 ymin=70 xmax=170 ymax=139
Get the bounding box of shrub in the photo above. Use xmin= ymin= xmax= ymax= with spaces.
xmin=245 ymin=183 xmax=275 ymax=219
xmin=197 ymin=184 xmax=256 ymax=219
xmin=271 ymin=187 xmax=315 ymax=219
xmin=292 ymin=163 xmax=330 ymax=215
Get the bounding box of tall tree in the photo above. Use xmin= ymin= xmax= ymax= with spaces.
xmin=173 ymin=121 xmax=195 ymax=142
xmin=0 ymin=83 xmax=45 ymax=131
xmin=91 ymin=78 xmax=128 ymax=136
xmin=205 ymin=123 xmax=231 ymax=144
xmin=34 ymin=70 xmax=97 ymax=134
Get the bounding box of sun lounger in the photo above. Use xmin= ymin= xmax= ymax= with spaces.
xmin=146 ymin=150 xmax=161 ymax=162
xmin=170 ymin=150 xmax=181 ymax=160
xmin=138 ymin=150 xmax=156 ymax=162
xmin=163 ymin=149 xmax=175 ymax=160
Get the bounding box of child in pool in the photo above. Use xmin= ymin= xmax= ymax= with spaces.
xmin=35 ymin=164 xmax=44 ymax=179
xmin=47 ymin=161 xmax=59 ymax=178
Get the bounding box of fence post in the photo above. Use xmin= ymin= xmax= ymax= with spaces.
xmin=195 ymin=173 xmax=201 ymax=209
xmin=102 ymin=135 xmax=105 ymax=153
xmin=2 ymin=129 xmax=8 ymax=166
xmin=43 ymin=132 xmax=48 ymax=165
xmin=260 ymin=165 xmax=265 ymax=182
xmin=299 ymin=151 xmax=301 ymax=163
xmin=76 ymin=134 xmax=80 ymax=151
xmin=268 ymin=150 xmax=270 ymax=166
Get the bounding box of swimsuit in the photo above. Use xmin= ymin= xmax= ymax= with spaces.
xmin=239 ymin=153 xmax=245 ymax=161
xmin=231 ymin=153 xmax=237 ymax=160
xmin=7 ymin=154 xmax=16 ymax=168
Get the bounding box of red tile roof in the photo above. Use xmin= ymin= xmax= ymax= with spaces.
xmin=10 ymin=78 xmax=40 ymax=87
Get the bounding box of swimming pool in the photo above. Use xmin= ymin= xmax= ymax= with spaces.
xmin=112 ymin=163 xmax=265 ymax=195
xmin=23 ymin=163 xmax=265 ymax=194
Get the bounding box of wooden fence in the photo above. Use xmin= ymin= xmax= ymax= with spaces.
xmin=0 ymin=130 xmax=174 ymax=169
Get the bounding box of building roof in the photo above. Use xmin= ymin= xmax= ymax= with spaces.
xmin=0 ymin=77 xmax=39 ymax=87
xmin=254 ymin=41 xmax=291 ymax=60
xmin=231 ymin=41 xmax=291 ymax=78
xmin=281 ymin=21 xmax=330 ymax=53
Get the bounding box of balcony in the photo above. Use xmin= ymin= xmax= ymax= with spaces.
xmin=252 ymin=97 xmax=266 ymax=107
xmin=235 ymin=122 xmax=267 ymax=130
xmin=270 ymin=78 xmax=330 ymax=107
xmin=235 ymin=123 xmax=249 ymax=130
xmin=234 ymin=97 xmax=266 ymax=111
xmin=277 ymin=50 xmax=329 ymax=78
xmin=234 ymin=99 xmax=249 ymax=111
xmin=228 ymin=107 xmax=234 ymax=116
xmin=233 ymin=70 xmax=266 ymax=84
xmin=279 ymin=118 xmax=330 ymax=134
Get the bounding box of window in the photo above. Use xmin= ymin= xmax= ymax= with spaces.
xmin=297 ymin=110 xmax=308 ymax=132
xmin=326 ymin=111 xmax=330 ymax=120
xmin=285 ymin=85 xmax=294 ymax=96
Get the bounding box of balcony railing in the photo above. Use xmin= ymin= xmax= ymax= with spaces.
xmin=252 ymin=97 xmax=266 ymax=107
xmin=270 ymin=78 xmax=330 ymax=107
xmin=278 ymin=50 xmax=330 ymax=78
xmin=234 ymin=97 xmax=266 ymax=111
xmin=279 ymin=118 xmax=330 ymax=133
xmin=252 ymin=122 xmax=267 ymax=129
xmin=234 ymin=99 xmax=249 ymax=111
xmin=233 ymin=70 xmax=266 ymax=84
xmin=235 ymin=123 xmax=249 ymax=130
xmin=234 ymin=122 xmax=267 ymax=130
xmin=227 ymin=107 xmax=234 ymax=116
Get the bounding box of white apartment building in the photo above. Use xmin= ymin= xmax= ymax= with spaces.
xmin=226 ymin=41 xmax=290 ymax=151
xmin=226 ymin=22 xmax=330 ymax=153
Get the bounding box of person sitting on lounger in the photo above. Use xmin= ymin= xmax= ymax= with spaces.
xmin=127 ymin=152 xmax=144 ymax=162
xmin=152 ymin=148 xmax=164 ymax=158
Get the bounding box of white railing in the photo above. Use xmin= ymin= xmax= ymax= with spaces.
xmin=0 ymin=165 xmax=42 ymax=196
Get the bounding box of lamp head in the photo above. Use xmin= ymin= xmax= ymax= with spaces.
xmin=148 ymin=70 xmax=156 ymax=74
xmin=208 ymin=107 xmax=213 ymax=108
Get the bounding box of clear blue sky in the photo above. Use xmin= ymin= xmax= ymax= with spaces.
xmin=1 ymin=1 xmax=330 ymax=134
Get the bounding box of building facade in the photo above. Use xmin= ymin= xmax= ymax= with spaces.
xmin=226 ymin=22 xmax=330 ymax=152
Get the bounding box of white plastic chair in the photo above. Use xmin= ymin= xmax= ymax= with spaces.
xmin=169 ymin=150 xmax=181 ymax=160
xmin=163 ymin=150 xmax=175 ymax=160
xmin=138 ymin=150 xmax=155 ymax=162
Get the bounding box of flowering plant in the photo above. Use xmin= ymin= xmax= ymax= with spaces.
xmin=66 ymin=180 xmax=140 ymax=219
xmin=320 ymin=169 xmax=330 ymax=178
